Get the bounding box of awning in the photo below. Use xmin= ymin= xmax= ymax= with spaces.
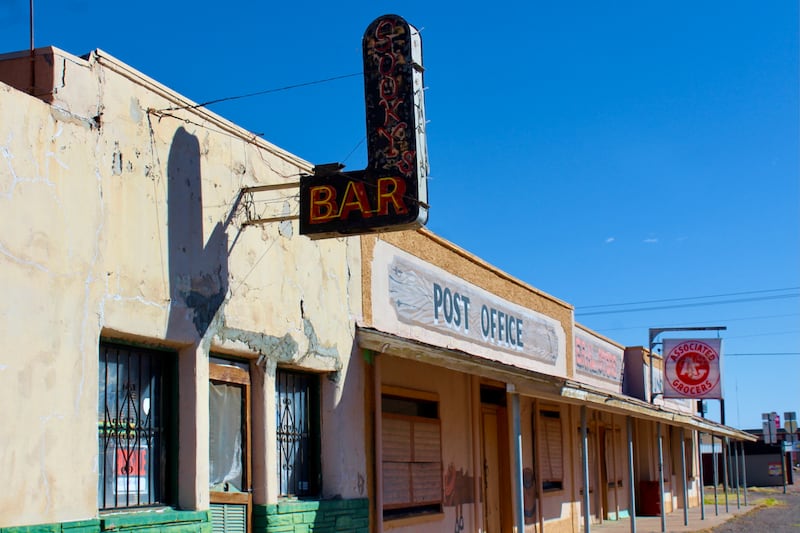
xmin=559 ymin=381 xmax=757 ymax=442
xmin=357 ymin=326 xmax=757 ymax=442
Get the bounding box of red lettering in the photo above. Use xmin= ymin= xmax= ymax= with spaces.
xmin=339 ymin=181 xmax=373 ymax=220
xmin=377 ymin=122 xmax=407 ymax=158
xmin=309 ymin=185 xmax=338 ymax=223
xmin=380 ymin=97 xmax=403 ymax=124
xmin=376 ymin=177 xmax=407 ymax=215
xmin=374 ymin=20 xmax=396 ymax=52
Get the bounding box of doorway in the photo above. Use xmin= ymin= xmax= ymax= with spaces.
xmin=209 ymin=358 xmax=252 ymax=533
xmin=480 ymin=388 xmax=512 ymax=532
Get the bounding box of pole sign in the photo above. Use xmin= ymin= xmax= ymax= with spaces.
xmin=299 ymin=14 xmax=429 ymax=237
xmin=662 ymin=338 xmax=723 ymax=399
xmin=763 ymin=412 xmax=778 ymax=444
xmin=785 ymin=411 xmax=798 ymax=434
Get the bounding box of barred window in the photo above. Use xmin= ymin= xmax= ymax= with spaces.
xmin=381 ymin=389 xmax=443 ymax=520
xmin=98 ymin=342 xmax=172 ymax=510
xmin=276 ymin=370 xmax=320 ymax=497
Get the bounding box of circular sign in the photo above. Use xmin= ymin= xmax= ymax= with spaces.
xmin=665 ymin=340 xmax=721 ymax=398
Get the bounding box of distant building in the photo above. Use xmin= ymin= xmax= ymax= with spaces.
xmin=0 ymin=46 xmax=754 ymax=533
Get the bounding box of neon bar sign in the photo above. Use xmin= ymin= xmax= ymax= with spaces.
xmin=300 ymin=14 xmax=429 ymax=237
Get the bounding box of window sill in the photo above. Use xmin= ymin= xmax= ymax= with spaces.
xmin=384 ymin=511 xmax=444 ymax=530
xmin=99 ymin=508 xmax=209 ymax=530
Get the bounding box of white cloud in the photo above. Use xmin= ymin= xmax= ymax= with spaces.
xmin=643 ymin=237 xmax=659 ymax=244
xmin=605 ymin=237 xmax=615 ymax=244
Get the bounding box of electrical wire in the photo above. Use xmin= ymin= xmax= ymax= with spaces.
xmin=577 ymin=286 xmax=800 ymax=310
xmin=158 ymin=72 xmax=363 ymax=112
xmin=726 ymin=352 xmax=800 ymax=357
xmin=575 ymin=292 xmax=799 ymax=316
xmin=597 ymin=312 xmax=800 ymax=333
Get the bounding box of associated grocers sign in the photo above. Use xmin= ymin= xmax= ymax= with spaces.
xmin=663 ymin=338 xmax=723 ymax=399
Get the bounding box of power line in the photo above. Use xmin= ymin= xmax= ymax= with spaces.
xmin=726 ymin=352 xmax=800 ymax=357
xmin=576 ymin=286 xmax=800 ymax=310
xmin=576 ymin=292 xmax=799 ymax=317
xmin=159 ymin=72 xmax=363 ymax=112
xmin=597 ymin=312 xmax=800 ymax=333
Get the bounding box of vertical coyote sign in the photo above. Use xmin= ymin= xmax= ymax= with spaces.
xmin=300 ymin=14 xmax=429 ymax=237
xmin=663 ymin=338 xmax=723 ymax=399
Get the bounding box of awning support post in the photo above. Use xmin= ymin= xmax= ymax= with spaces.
xmin=657 ymin=422 xmax=666 ymax=533
xmin=697 ymin=432 xmax=705 ymax=520
xmin=740 ymin=441 xmax=748 ymax=506
xmin=510 ymin=386 xmax=525 ymax=533
xmin=582 ymin=406 xmax=591 ymax=533
xmin=627 ymin=416 xmax=637 ymax=533
xmin=680 ymin=427 xmax=689 ymax=526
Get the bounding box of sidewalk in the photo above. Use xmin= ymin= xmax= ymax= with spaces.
xmin=585 ymin=490 xmax=763 ymax=533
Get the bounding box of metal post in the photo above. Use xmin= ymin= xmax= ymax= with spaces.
xmin=657 ymin=422 xmax=666 ymax=533
xmin=722 ymin=438 xmax=729 ymax=513
xmin=781 ymin=444 xmax=787 ymax=494
xmin=712 ymin=435 xmax=719 ymax=516
xmin=740 ymin=441 xmax=748 ymax=506
xmin=373 ymin=354 xmax=384 ymax=533
xmin=680 ymin=428 xmax=689 ymax=526
xmin=510 ymin=390 xmax=525 ymax=533
xmin=698 ymin=432 xmax=705 ymax=520
xmin=581 ymin=406 xmax=591 ymax=533
xmin=733 ymin=440 xmax=741 ymax=509
xmin=627 ymin=416 xmax=637 ymax=533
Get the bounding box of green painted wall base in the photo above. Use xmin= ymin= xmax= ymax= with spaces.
xmin=254 ymin=499 xmax=369 ymax=533
xmin=2 ymin=510 xmax=210 ymax=533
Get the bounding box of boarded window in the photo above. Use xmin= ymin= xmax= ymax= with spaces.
xmin=605 ymin=427 xmax=625 ymax=488
xmin=538 ymin=409 xmax=563 ymax=491
xmin=382 ymin=392 xmax=442 ymax=519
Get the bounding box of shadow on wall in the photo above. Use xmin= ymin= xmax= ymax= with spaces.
xmin=166 ymin=127 xmax=229 ymax=340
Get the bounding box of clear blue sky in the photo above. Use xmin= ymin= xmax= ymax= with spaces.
xmin=2 ymin=1 xmax=797 ymax=430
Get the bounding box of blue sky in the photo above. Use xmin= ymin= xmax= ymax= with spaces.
xmin=1 ymin=1 xmax=797 ymax=429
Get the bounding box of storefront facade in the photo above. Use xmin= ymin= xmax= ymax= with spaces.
xmin=357 ymin=231 xmax=754 ymax=532
xmin=0 ymin=46 xmax=754 ymax=533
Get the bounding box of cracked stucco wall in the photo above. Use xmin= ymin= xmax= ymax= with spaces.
xmin=0 ymin=48 xmax=365 ymax=527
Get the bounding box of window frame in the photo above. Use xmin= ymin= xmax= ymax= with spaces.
xmin=275 ymin=368 xmax=321 ymax=498
xmin=380 ymin=386 xmax=443 ymax=520
xmin=97 ymin=341 xmax=176 ymax=511
xmin=537 ymin=407 xmax=564 ymax=492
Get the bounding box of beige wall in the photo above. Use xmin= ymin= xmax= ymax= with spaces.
xmin=0 ymin=48 xmax=365 ymax=527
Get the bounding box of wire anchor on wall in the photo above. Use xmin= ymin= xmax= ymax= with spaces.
xmin=240 ymin=182 xmax=300 ymax=227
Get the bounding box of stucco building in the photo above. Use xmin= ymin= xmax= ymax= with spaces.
xmin=0 ymin=46 xmax=753 ymax=533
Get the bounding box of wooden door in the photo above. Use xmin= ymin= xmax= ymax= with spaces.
xmin=481 ymin=404 xmax=512 ymax=532
xmin=209 ymin=361 xmax=251 ymax=533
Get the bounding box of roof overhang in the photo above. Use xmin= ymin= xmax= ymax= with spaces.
xmin=357 ymin=326 xmax=756 ymax=442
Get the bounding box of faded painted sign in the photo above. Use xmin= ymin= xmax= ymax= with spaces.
xmin=574 ymin=329 xmax=624 ymax=384
xmin=371 ymin=241 xmax=567 ymax=374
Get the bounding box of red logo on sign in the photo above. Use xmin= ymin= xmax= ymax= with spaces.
xmin=664 ymin=339 xmax=721 ymax=399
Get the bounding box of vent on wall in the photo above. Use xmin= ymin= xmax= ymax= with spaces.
xmin=211 ymin=503 xmax=246 ymax=533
